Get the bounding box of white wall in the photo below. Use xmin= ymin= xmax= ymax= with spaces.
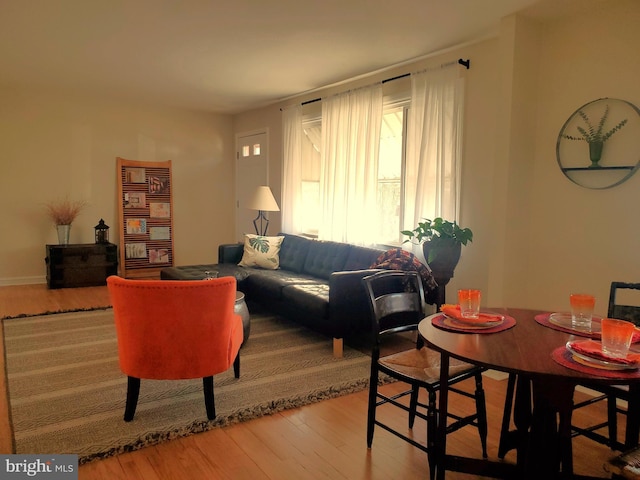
xmin=0 ymin=88 xmax=235 ymax=284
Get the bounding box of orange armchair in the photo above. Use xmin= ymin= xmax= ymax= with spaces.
xmin=106 ymin=275 xmax=243 ymax=421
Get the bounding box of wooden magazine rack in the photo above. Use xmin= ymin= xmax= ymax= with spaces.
xmin=116 ymin=157 xmax=174 ymax=279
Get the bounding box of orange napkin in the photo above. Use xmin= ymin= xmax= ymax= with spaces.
xmin=569 ymin=340 xmax=640 ymax=365
xmin=440 ymin=305 xmax=503 ymax=324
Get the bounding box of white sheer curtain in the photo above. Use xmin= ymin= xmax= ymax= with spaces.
xmin=403 ymin=65 xmax=464 ymax=232
xmin=318 ymin=85 xmax=383 ymax=244
xmin=281 ymin=104 xmax=303 ymax=234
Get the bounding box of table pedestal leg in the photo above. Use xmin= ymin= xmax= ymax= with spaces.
xmin=513 ymin=375 xmax=532 ymax=469
xmin=524 ymin=378 xmax=575 ymax=478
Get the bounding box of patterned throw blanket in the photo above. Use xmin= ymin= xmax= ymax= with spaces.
xmin=370 ymin=248 xmax=439 ymax=304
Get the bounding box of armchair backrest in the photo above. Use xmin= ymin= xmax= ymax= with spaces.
xmin=107 ymin=275 xmax=243 ymax=380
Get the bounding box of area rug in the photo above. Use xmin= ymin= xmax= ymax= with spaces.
xmin=2 ymin=309 xmax=372 ymax=464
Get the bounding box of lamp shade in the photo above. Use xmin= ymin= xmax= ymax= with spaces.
xmin=247 ymin=186 xmax=280 ymax=212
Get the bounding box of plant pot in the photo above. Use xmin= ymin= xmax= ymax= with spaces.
xmin=57 ymin=224 xmax=71 ymax=245
xmin=422 ymin=240 xmax=461 ymax=287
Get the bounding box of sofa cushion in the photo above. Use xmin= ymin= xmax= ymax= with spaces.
xmin=343 ymin=245 xmax=385 ymax=271
xmin=244 ymin=269 xmax=320 ymax=300
xmin=277 ymin=233 xmax=312 ymax=273
xmin=282 ymin=283 xmax=330 ymax=320
xmin=238 ymin=234 xmax=284 ymax=269
xmin=302 ymin=240 xmax=351 ymax=280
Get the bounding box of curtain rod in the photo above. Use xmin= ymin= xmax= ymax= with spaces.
xmin=298 ymin=58 xmax=470 ymax=107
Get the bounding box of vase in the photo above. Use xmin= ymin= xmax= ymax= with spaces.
xmin=57 ymin=224 xmax=71 ymax=245
xmin=588 ymin=141 xmax=603 ymax=168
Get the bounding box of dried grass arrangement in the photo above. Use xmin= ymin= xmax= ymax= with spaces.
xmin=45 ymin=198 xmax=87 ymax=225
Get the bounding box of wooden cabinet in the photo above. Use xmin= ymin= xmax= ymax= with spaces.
xmin=45 ymin=243 xmax=118 ymax=289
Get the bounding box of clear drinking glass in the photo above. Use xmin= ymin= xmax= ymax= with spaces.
xmin=458 ymin=289 xmax=481 ymax=318
xmin=601 ymin=318 xmax=635 ymax=358
xmin=569 ymin=293 xmax=595 ymax=332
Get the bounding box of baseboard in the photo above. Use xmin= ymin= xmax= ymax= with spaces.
xmin=483 ymin=370 xmax=509 ymax=381
xmin=481 ymin=373 xmax=627 ymax=405
xmin=575 ymin=384 xmax=629 ymax=407
xmin=0 ymin=276 xmax=46 ymax=286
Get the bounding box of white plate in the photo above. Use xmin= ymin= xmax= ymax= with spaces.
xmin=565 ymin=341 xmax=640 ymax=370
xmin=549 ymin=312 xmax=602 ymax=334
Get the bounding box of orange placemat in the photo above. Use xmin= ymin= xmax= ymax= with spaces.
xmin=552 ymin=346 xmax=640 ymax=379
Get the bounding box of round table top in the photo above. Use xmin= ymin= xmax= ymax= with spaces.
xmin=419 ymin=307 xmax=639 ymax=385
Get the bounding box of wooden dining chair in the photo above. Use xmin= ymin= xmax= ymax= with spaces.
xmin=107 ymin=275 xmax=244 ymax=421
xmin=571 ymin=281 xmax=640 ymax=450
xmin=362 ymin=270 xmax=488 ymax=480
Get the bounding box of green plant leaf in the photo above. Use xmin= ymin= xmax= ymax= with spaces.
xmin=562 ymin=105 xmax=628 ymax=143
xmin=400 ymin=217 xmax=473 ymax=254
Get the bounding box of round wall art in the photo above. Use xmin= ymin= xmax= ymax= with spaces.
xmin=556 ymin=97 xmax=640 ymax=189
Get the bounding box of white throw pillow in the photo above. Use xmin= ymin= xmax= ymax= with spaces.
xmin=238 ymin=234 xmax=285 ymax=270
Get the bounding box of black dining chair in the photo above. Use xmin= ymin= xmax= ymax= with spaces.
xmin=362 ymin=270 xmax=488 ymax=480
xmin=571 ymin=281 xmax=640 ymax=450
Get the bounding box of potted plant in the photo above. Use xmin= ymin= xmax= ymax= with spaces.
xmin=45 ymin=197 xmax=87 ymax=245
xmin=562 ymin=104 xmax=628 ymax=168
xmin=401 ymin=217 xmax=473 ymax=286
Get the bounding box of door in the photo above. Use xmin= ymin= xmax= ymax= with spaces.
xmin=236 ymin=130 xmax=268 ymax=241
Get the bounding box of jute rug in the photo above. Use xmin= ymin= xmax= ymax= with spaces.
xmin=2 ymin=309 xmax=372 ymax=464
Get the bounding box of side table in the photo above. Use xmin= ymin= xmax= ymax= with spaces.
xmin=235 ymin=291 xmax=251 ymax=345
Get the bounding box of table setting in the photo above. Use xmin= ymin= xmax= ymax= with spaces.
xmin=418 ymin=302 xmax=640 ymax=479
xmin=546 ymin=292 xmax=640 ymax=378
xmin=431 ymin=289 xmax=516 ymax=333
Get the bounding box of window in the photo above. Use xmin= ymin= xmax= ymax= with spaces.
xmin=286 ymin=66 xmax=463 ymax=246
xmin=300 ymin=118 xmax=321 ymax=236
xmin=376 ymin=103 xmax=407 ymax=244
xmin=299 ymin=102 xmax=408 ymax=244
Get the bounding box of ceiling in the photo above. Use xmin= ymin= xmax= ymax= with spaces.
xmin=0 ymin=0 xmax=598 ymax=114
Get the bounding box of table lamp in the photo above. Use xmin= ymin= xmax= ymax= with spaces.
xmin=247 ymin=186 xmax=279 ymax=235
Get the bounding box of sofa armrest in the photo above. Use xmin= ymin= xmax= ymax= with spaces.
xmin=328 ymin=268 xmax=381 ymax=338
xmin=218 ymin=243 xmax=243 ymax=264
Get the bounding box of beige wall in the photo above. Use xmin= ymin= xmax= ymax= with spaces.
xmin=519 ymin=0 xmax=640 ymax=311
xmin=2 ymin=0 xmax=637 ymax=317
xmin=0 ymin=88 xmax=235 ymax=285
xmin=234 ymin=0 xmax=640 ymax=313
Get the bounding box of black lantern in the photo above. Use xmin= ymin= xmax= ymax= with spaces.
xmin=94 ymin=219 xmax=109 ymax=244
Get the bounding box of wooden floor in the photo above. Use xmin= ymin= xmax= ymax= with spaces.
xmin=0 ymin=284 xmax=622 ymax=479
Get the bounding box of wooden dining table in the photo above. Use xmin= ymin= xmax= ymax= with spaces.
xmin=418 ymin=307 xmax=640 ymax=480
